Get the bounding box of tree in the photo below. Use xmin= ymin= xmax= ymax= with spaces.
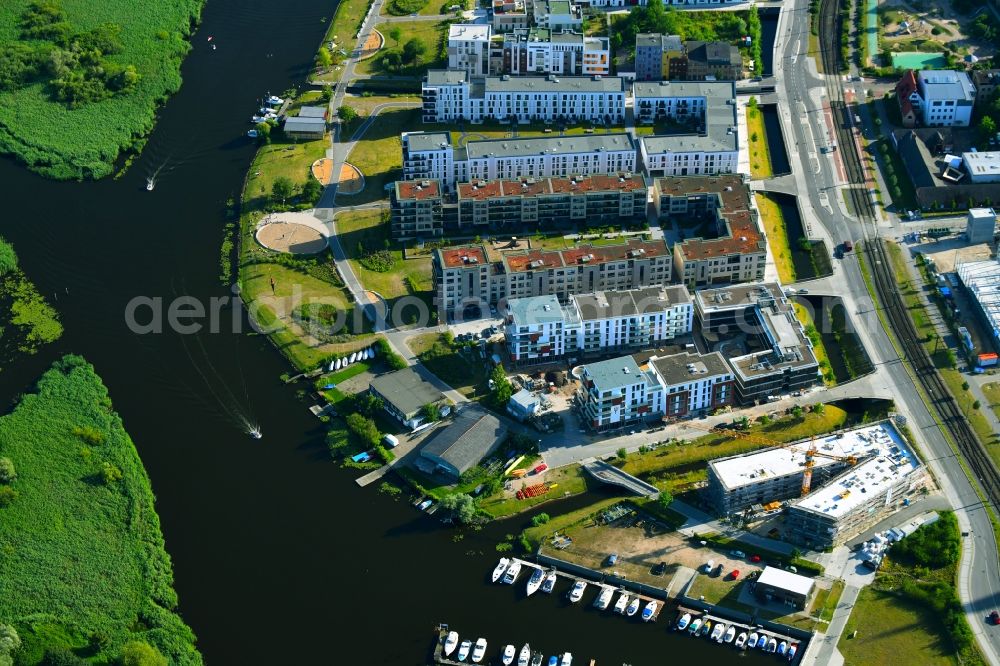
xmin=973 ymin=400 xmax=982 ymax=411
xmin=120 ymin=641 xmax=167 ymax=666
xmin=301 ymin=177 xmax=323 ymax=204
xmin=617 ymin=447 xmax=628 ymax=460
xmin=353 ymin=392 xmax=384 ymax=417
xmin=381 ymin=50 xmax=402 ymax=71
xmin=388 ymin=26 xmax=402 ymax=47
xmin=402 ymin=37 xmax=427 ymax=65
xmin=254 ymin=121 xmax=271 ymax=144
xmin=346 ymin=412 xmax=382 ymax=448
xmin=271 ymin=176 xmax=295 ymax=204
xmin=0 ymin=625 xmax=20 ymax=666
xmin=812 ymin=402 xmax=826 ymax=414
xmin=40 ymin=648 xmax=87 ymax=666
xmin=490 ymin=364 xmax=512 ymax=406
xmin=422 ymin=402 xmax=441 ymax=423
xmin=791 ymin=405 xmax=804 ymax=419
xmin=100 ymin=462 xmax=122 ymax=484
xmin=531 ymin=512 xmax=551 ymax=526
xmin=337 ymin=105 xmax=358 ymax=122
xmin=440 ymin=493 xmax=479 ymax=524
xmin=0 ymin=486 xmax=18 ymax=508
xmin=316 ymin=47 xmax=332 ymax=69
xmin=657 ymin=490 xmax=675 ymax=510
xmin=962 ymin=381 xmax=970 ymax=391
xmin=0 ymin=238 xmax=17 ymax=277
xmin=0 ymin=458 xmax=14 ymax=483
xmin=747 ymin=95 xmax=759 ymax=115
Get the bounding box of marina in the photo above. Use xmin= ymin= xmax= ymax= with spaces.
xmin=672 ymin=606 xmax=804 ymax=664
xmin=433 ymin=625 xmax=576 ymax=666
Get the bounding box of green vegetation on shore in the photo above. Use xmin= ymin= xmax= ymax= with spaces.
xmin=0 ymin=236 xmax=62 ymax=367
xmin=746 ymin=97 xmax=773 ymax=179
xmin=755 ymin=192 xmax=794 ymax=283
xmin=0 ymin=356 xmax=201 ymax=665
xmin=0 ymin=0 xmax=205 ymax=179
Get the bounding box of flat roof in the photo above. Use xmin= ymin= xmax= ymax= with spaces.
xmin=370 ymin=367 xmax=445 ymax=417
xmin=297 ymin=106 xmax=328 ymax=117
xmin=395 ymin=179 xmax=441 ymax=201
xmin=574 ymin=286 xmax=689 ymax=321
xmin=436 ymin=245 xmax=489 ymax=269
xmin=283 ymin=116 xmax=326 ymax=131
xmin=633 ymin=79 xmax=736 ymax=100
xmin=581 ymin=355 xmax=651 ymax=393
xmin=649 ymin=351 xmax=731 ymax=386
xmin=917 ymin=69 xmax=975 ymax=102
xmin=788 ymin=422 xmax=920 ymax=519
xmin=964 ymin=152 xmax=1000 ymax=178
xmin=457 ymin=173 xmax=647 ymax=201
xmin=426 ymin=69 xmax=470 ymax=86
xmin=696 ymin=282 xmax=783 ymax=313
xmin=757 ymin=566 xmax=815 ymax=597
xmin=449 ymin=23 xmax=491 ymax=41
xmin=485 ymin=75 xmax=624 ymax=94
xmin=464 ymin=133 xmax=634 ymax=160
xmin=404 ymin=131 xmax=452 ymax=152
xmin=506 ymin=294 xmax=572 ymax=326
xmin=958 ymin=259 xmax=1000 ymax=340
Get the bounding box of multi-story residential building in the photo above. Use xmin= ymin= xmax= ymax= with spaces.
xmin=682 ymin=41 xmax=743 ymax=80
xmin=504 ymin=285 xmax=693 ymax=365
xmin=895 ymin=69 xmax=976 ymax=128
xmin=433 ymin=238 xmax=673 ymax=320
xmin=390 ymin=180 xmax=443 ymax=239
xmin=447 ymin=24 xmax=492 ymax=77
xmin=640 ymin=126 xmax=738 ymax=177
xmin=534 ymin=0 xmax=583 ymax=31
xmin=647 ymin=351 xmax=734 ymax=417
xmin=403 ymin=131 xmax=637 ymax=190
xmin=633 ymin=80 xmax=735 ymax=124
xmin=495 ymin=29 xmax=610 ymax=77
xmin=635 ymin=33 xmax=684 ymax=81
xmin=576 ymin=355 xmax=661 ymax=431
xmin=491 ymin=0 xmax=529 ymax=33
xmin=584 ymin=0 xmax=746 ymax=7
xmin=695 ymin=282 xmax=820 ymax=402
xmin=972 ymin=69 xmax=1000 ymax=105
xmin=652 ymin=175 xmax=766 ymax=288
xmin=421 ymin=70 xmax=624 ymax=124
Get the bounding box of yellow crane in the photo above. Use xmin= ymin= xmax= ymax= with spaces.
xmin=682 ymin=420 xmax=858 ymax=495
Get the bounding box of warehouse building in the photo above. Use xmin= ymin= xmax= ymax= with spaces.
xmin=754 ymin=567 xmax=815 ymax=610
xmin=419 ymin=405 xmax=508 ymax=478
xmin=957 ymin=258 xmax=1000 ymax=349
xmin=369 ymin=368 xmax=448 ymax=430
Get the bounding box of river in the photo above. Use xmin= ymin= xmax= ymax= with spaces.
xmin=0 ymin=1 xmax=784 ymax=663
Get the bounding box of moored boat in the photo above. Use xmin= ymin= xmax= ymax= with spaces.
xmin=547 ymin=658 xmax=557 ymax=666
xmin=518 ymin=644 xmax=531 ymax=666
xmin=676 ymin=613 xmax=691 ymax=631
xmin=723 ymin=626 xmax=736 ymax=643
xmin=759 ymin=634 xmax=770 ymax=650
xmin=613 ymin=591 xmax=629 ymax=614
xmin=787 ymin=644 xmax=798 ymax=660
xmin=492 ymin=557 xmax=511 ymax=583
xmin=471 ymin=638 xmax=487 ymax=663
xmin=747 ymin=632 xmax=759 ymax=649
xmin=735 ymin=632 xmax=748 ymax=649
xmin=625 ymin=596 xmax=640 ymax=617
xmin=444 ymin=631 xmax=459 ymax=656
xmin=687 ymin=618 xmax=702 ymax=634
xmin=503 ymin=561 xmax=522 ymax=585
xmin=767 ymin=638 xmax=778 ymax=653
xmin=567 ymin=580 xmax=587 ymax=603
xmin=700 ymin=620 xmax=712 ymax=637
xmin=594 ymin=586 xmax=614 ymax=610
xmin=502 ymin=644 xmax=515 ymax=665
xmin=541 ymin=571 xmax=557 ymax=593
xmin=530 ymin=652 xmax=542 ymax=666
xmin=641 ymin=600 xmax=658 ymax=622
xmin=777 ymin=641 xmax=788 ymax=657
xmin=457 ymin=640 xmax=472 ymax=662
xmin=526 ymin=568 xmax=545 ymax=596
xmin=559 ymin=653 xmax=572 ymax=666
xmin=710 ymin=623 xmax=725 ymax=642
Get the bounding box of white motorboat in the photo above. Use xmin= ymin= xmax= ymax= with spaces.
xmin=747 ymin=632 xmax=759 ymax=649
xmin=334 ymin=358 xmax=342 ymax=370
xmin=492 ymin=558 xmax=511 ymax=583
xmin=503 ymin=561 xmax=522 ymax=585
xmin=723 ymin=626 xmax=736 ymax=643
xmin=328 ymin=359 xmax=336 ymax=372
xmin=766 ymin=638 xmax=778 ymax=653
xmin=593 ymin=587 xmax=613 ymax=610
xmin=471 ymin=638 xmax=487 ymax=663
xmin=518 ymin=644 xmax=531 ymax=666
xmin=613 ymin=591 xmax=629 ymax=614
xmin=641 ymin=600 xmax=658 ymax=622
xmin=710 ymin=624 xmax=725 ymax=642
xmin=350 ymin=351 xmax=358 ymax=363
xmin=366 ymin=347 xmax=374 ymax=359
xmin=676 ymin=613 xmax=692 ymax=631
xmin=266 ymin=95 xmax=284 ymax=105
xmin=541 ymin=571 xmax=557 ymax=594
xmin=457 ymin=640 xmax=472 ymax=662
xmin=249 ymin=426 xmax=262 ymax=440
xmin=145 ymin=177 xmax=155 ymax=191
xmin=787 ymin=644 xmax=798 ymax=660
xmin=700 ymin=620 xmax=712 ymax=637
xmin=687 ymin=618 xmax=702 ymax=634
xmin=502 ymin=644 xmax=515 ymax=665
xmin=777 ymin=641 xmax=788 ymax=657
xmin=559 ymin=653 xmax=572 ymax=666
xmin=444 ymin=632 xmax=459 ymax=656
xmin=567 ymin=580 xmax=586 ymax=603
xmin=625 ymin=597 xmax=640 ymax=617
xmin=735 ymin=632 xmax=748 ymax=649
xmin=758 ymin=634 xmax=769 ymax=650
xmin=526 ymin=568 xmax=545 ymax=596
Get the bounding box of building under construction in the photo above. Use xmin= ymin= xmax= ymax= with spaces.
xmin=706 ymin=421 xmax=927 ymax=548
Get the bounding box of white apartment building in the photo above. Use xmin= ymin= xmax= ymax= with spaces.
xmin=534 ymin=0 xmax=583 ymax=31
xmin=505 ymin=286 xmax=693 ymax=366
xmin=963 ymin=151 xmax=1000 ymax=183
xmin=403 ymin=131 xmax=637 ymax=190
xmin=916 ymin=70 xmax=976 ymax=127
xmin=422 ymin=70 xmax=624 ymax=124
xmin=641 ymin=132 xmax=738 ymax=177
xmin=648 ymin=351 xmax=734 ymax=417
xmin=585 ymin=0 xmax=745 ymax=5
xmin=448 ymin=24 xmax=492 ymax=77
xmin=497 ymin=29 xmax=609 ymax=77
xmin=577 ymin=356 xmax=662 ymax=431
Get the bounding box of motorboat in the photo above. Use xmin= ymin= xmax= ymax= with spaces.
xmin=759 ymin=634 xmax=770 ymax=650
xmin=625 ymin=597 xmax=640 ymax=617
xmin=567 ymin=580 xmax=587 ymax=603
xmin=559 ymin=654 xmax=572 ymax=666
xmin=787 ymin=644 xmax=798 ymax=660
xmin=777 ymin=641 xmax=788 ymax=657
xmin=457 ymin=640 xmax=472 ymax=662
xmin=350 ymin=351 xmax=358 ymax=363
xmin=735 ymin=632 xmax=748 ymax=649
xmin=541 ymin=571 xmax=557 ymax=594
xmin=502 ymin=645 xmax=515 ymax=665
xmin=593 ymin=587 xmax=614 ymax=610
xmin=641 ymin=600 xmax=658 ymax=622
xmin=547 ymin=658 xmax=557 ymax=666
xmin=723 ymin=626 xmax=736 ymax=643
xmin=613 ymin=592 xmax=629 ymax=614
xmin=518 ymin=644 xmax=531 ymax=666
xmin=249 ymin=427 xmax=262 ymax=440
xmin=366 ymin=347 xmax=374 ymax=359
xmin=503 ymin=561 xmax=522 ymax=585
xmin=526 ymin=568 xmax=545 ymax=596
xmin=471 ymin=638 xmax=487 ymax=663
xmin=417 ymin=499 xmax=433 ymax=511
xmin=145 ymin=177 xmax=155 ymax=191
xmin=747 ymin=632 xmax=759 ymax=649
xmin=530 ymin=653 xmax=543 ymax=666
xmin=688 ymin=618 xmax=702 ymax=634
xmin=676 ymin=613 xmax=691 ymax=631
xmin=246 ymin=130 xmax=259 ymax=139
xmin=709 ymin=623 xmax=725 ymax=642
xmin=767 ymin=638 xmax=778 ymax=653
xmin=700 ymin=620 xmax=712 ymax=637
xmin=334 ymin=358 xmax=342 ymax=370
xmin=266 ymin=95 xmax=284 ymax=105
xmin=444 ymin=632 xmax=459 ymax=656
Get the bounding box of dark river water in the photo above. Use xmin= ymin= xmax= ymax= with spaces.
xmin=0 ymin=1 xmax=784 ymax=664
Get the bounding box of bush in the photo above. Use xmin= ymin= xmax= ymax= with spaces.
xmin=359 ymin=249 xmax=396 ymax=273
xmin=376 ymin=337 xmax=407 ymax=370
xmin=0 ymin=486 xmax=18 ymax=507
xmin=0 ymin=458 xmax=14 ymax=483
xmin=0 ymin=238 xmax=17 ymax=277
xmin=346 ymin=413 xmax=382 ymax=449
xmin=891 ymin=511 xmax=960 ymax=568
xmin=120 ymin=641 xmax=167 ymax=666
xmin=531 ymin=512 xmax=551 ymax=526
xmin=100 ymin=462 xmax=123 ymax=484
xmin=496 ymin=541 xmax=513 ymax=553
xmin=40 ymin=648 xmax=88 ymax=666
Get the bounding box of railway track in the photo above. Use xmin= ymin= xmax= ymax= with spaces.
xmin=816 ymin=0 xmax=1000 ymax=509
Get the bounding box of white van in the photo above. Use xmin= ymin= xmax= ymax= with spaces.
xmin=382 ymin=434 xmax=399 ymax=449
xmin=703 ymin=559 xmax=715 ymax=573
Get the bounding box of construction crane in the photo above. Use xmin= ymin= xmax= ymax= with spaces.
xmin=682 ymin=420 xmax=858 ymax=495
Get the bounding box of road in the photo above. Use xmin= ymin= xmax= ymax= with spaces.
xmin=773 ymin=0 xmax=1000 ymax=662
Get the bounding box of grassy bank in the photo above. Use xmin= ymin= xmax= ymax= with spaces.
xmin=756 ymin=192 xmax=795 ymax=284
xmin=747 ymin=101 xmax=773 ymax=179
xmin=0 ymin=0 xmax=205 ymax=179
xmin=0 ymin=237 xmax=62 ymax=369
xmin=795 ymin=302 xmax=835 ymax=385
xmin=0 ymin=356 xmax=201 ymax=664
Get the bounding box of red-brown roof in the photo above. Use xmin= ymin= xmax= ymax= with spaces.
xmin=457 ymin=180 xmax=503 ymax=201
xmin=438 ymin=246 xmax=488 ymax=268
xmin=456 ymin=174 xmax=647 ymax=200
xmin=562 ymin=238 xmax=668 ymax=265
xmin=896 ymin=70 xmax=918 ymax=118
xmin=504 ymin=249 xmax=565 ymax=273
xmin=396 ymin=180 xmax=441 ymax=201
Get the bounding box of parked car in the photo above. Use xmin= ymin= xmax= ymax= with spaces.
xmin=652 ymin=561 xmax=667 ymax=576
xmin=990 ymin=611 xmax=1000 ymax=625
xmin=728 ymin=569 xmax=741 ymax=580
xmin=730 ymin=550 xmax=747 ymax=559
xmin=749 ymin=554 xmax=762 ymax=563
xmin=606 ymin=553 xmax=619 ymax=566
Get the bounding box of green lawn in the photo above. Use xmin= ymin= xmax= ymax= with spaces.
xmin=244 ymin=137 xmax=329 ymax=210
xmin=794 ymin=302 xmax=835 ymax=386
xmin=0 ymin=0 xmax=205 ymax=179
xmin=0 ymin=356 xmax=201 ymax=664
xmin=354 ymin=20 xmax=450 ymax=77
xmin=982 ymin=382 xmax=1000 ymax=422
xmin=334 ymin=209 xmax=433 ymax=302
xmin=756 ymin=192 xmax=795 ymax=284
xmin=344 ymin=106 xmax=420 ymax=204
xmin=747 ymin=104 xmax=773 ymax=179
xmin=409 ymin=331 xmax=489 ymax=397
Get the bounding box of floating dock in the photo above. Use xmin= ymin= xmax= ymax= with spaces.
xmin=669 ymin=606 xmax=804 ymax=662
